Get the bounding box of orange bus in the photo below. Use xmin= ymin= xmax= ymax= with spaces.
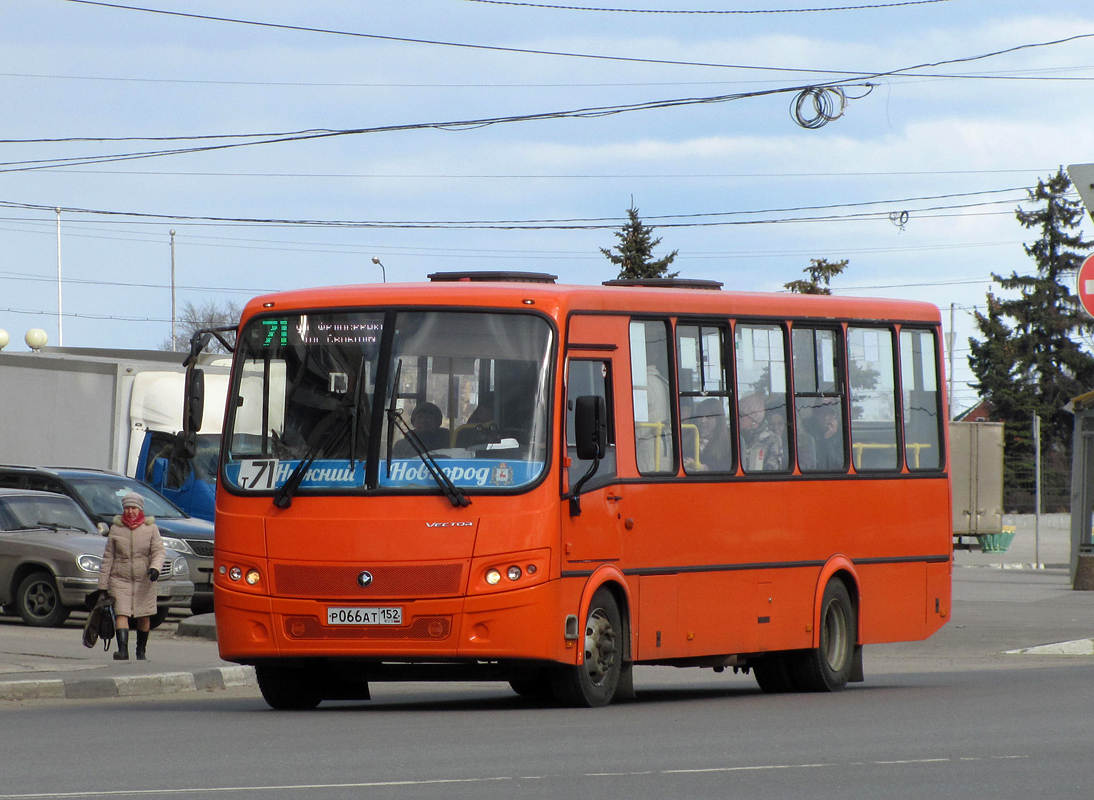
xmin=185 ymin=271 xmax=951 ymax=709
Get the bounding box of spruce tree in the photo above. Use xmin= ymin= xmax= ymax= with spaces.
xmin=969 ymin=168 xmax=1094 ymax=508
xmin=784 ymin=258 xmax=848 ymax=295
xmin=601 ymin=204 xmax=678 ymax=280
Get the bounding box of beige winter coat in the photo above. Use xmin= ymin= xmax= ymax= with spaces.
xmin=97 ymin=517 xmax=166 ymax=618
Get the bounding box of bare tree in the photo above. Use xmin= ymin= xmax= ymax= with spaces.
xmin=161 ymin=299 xmax=242 ymax=353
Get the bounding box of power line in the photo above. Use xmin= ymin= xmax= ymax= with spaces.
xmin=0 ymin=186 xmax=1032 ymax=229
xmin=53 ymin=0 xmax=888 ymax=76
xmin=10 ymin=167 xmax=1057 ymax=179
xmin=2 ymin=28 xmax=1089 ymax=169
xmin=53 ymin=2 xmax=1094 ymax=82
xmin=5 ymin=68 xmax=1092 ymax=89
xmin=0 ymin=82 xmax=877 ymax=170
xmin=460 ymin=0 xmax=957 ymax=12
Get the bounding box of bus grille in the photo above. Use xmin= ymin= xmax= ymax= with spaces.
xmin=283 ymin=615 xmax=452 ymax=641
xmin=272 ymin=563 xmax=464 ymax=599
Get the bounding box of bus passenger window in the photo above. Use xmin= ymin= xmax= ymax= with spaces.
xmin=677 ymin=324 xmax=733 ymax=474
xmin=631 ymin=320 xmax=675 ymax=475
xmin=793 ymin=327 xmax=847 ymax=473
xmin=734 ymin=324 xmax=789 ymax=472
xmin=848 ymin=327 xmax=899 ymax=471
xmin=900 ymin=328 xmax=942 ymax=470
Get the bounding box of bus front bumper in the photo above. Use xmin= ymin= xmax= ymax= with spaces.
xmin=214 ymin=580 xmax=573 ymax=666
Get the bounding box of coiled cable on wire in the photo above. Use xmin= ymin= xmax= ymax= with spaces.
xmin=791 ymin=86 xmax=846 ymax=129
xmin=791 ymin=84 xmax=874 ymax=129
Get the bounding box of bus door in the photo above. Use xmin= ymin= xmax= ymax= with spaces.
xmin=561 ymin=319 xmax=625 ymax=568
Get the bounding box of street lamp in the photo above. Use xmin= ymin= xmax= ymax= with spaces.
xmin=371 ymin=256 xmax=386 ymax=283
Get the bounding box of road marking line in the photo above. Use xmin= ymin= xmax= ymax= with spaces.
xmin=0 ymin=755 xmax=1031 ymax=798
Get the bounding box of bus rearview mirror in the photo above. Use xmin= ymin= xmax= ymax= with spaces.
xmin=185 ymin=367 xmax=206 ymax=433
xmin=574 ymin=395 xmax=607 ymax=461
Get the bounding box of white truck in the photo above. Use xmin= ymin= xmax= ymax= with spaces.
xmin=0 ymin=345 xmax=226 ymax=521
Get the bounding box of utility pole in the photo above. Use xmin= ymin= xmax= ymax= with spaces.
xmin=947 ymin=302 xmax=956 ymax=419
xmin=56 ymin=208 xmax=63 ymax=346
xmin=170 ymin=230 xmax=177 ymax=350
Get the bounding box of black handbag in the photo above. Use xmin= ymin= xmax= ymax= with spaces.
xmin=82 ymin=593 xmax=116 ymax=650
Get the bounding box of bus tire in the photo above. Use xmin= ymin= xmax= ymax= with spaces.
xmin=505 ymin=665 xmax=551 ymax=696
xmin=551 ymin=588 xmax=623 ymax=707
xmin=752 ymin=653 xmax=799 ymax=693
xmin=509 ymin=673 xmax=553 ymax=699
xmin=794 ymin=578 xmax=856 ymax=692
xmin=256 ymin=664 xmax=323 ymax=710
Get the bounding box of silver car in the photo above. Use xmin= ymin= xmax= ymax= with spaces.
xmin=0 ymin=488 xmax=193 ymax=628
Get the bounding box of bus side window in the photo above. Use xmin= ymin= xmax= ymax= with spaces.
xmin=793 ymin=327 xmax=847 ymax=473
xmin=566 ymin=359 xmax=616 ymax=491
xmin=630 ymin=320 xmax=676 ymax=475
xmin=900 ymin=328 xmax=942 ymax=470
xmin=677 ymin=323 xmax=733 ymax=474
xmin=734 ymin=323 xmax=790 ymax=472
xmin=848 ymin=326 xmax=899 ymax=471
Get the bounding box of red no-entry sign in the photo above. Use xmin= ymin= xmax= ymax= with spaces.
xmin=1079 ymin=254 xmax=1094 ymax=318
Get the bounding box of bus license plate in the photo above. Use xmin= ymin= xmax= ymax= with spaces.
xmin=326 ymin=607 xmax=403 ymax=626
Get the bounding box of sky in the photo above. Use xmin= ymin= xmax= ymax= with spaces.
xmin=2 ymin=0 xmax=1093 ymax=415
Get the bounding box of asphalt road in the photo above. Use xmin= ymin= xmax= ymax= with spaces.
xmin=4 ymin=556 xmax=1094 ymax=800
xmin=5 ymin=661 xmax=1093 ymax=800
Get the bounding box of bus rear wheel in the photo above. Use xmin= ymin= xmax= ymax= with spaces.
xmin=752 ymin=653 xmax=799 ymax=693
xmin=551 ymin=588 xmax=623 ymax=707
xmin=256 ymin=664 xmax=323 ymax=710
xmin=794 ymin=578 xmax=856 ymax=692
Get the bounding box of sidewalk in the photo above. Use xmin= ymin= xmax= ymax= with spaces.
xmin=1 ymin=515 xmax=1089 ymax=703
xmin=0 ymin=613 xmax=254 ymax=702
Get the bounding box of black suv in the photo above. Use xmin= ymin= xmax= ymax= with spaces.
xmin=0 ymin=466 xmax=215 ymax=615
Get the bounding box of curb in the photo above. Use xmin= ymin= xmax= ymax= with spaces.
xmin=0 ymin=665 xmax=255 ymax=702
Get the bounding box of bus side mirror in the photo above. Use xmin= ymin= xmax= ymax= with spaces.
xmin=185 ymin=368 xmax=206 ymax=433
xmin=574 ymin=395 xmax=607 ymax=462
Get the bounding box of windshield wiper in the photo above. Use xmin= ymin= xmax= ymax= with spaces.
xmin=384 ymin=361 xmax=470 ymax=509
xmin=35 ymin=522 xmax=87 ymax=532
xmin=273 ymin=406 xmax=352 ymax=509
xmin=349 ymin=354 xmax=367 ymax=467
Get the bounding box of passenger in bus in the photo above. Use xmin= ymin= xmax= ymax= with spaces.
xmin=683 ymin=397 xmax=732 ymax=472
xmin=393 ymin=402 xmax=451 ymax=457
xmin=813 ymin=403 xmax=845 ymax=470
xmin=797 ymin=416 xmax=818 ymax=470
xmin=455 ymin=401 xmax=499 ymax=448
xmin=738 ymin=393 xmax=781 ymax=472
xmin=765 ymin=409 xmax=788 ymax=470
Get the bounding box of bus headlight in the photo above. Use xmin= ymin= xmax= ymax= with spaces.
xmin=245 ymin=569 xmax=261 ymax=586
xmin=473 ymin=550 xmax=550 ymax=594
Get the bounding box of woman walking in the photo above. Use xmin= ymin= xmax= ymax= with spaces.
xmin=97 ymin=492 xmax=165 ymax=661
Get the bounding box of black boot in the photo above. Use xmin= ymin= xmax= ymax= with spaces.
xmin=113 ymin=629 xmax=129 ymax=661
xmin=135 ymin=629 xmax=149 ymax=661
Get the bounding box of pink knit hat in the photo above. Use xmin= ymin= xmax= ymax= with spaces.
xmin=121 ymin=492 xmax=144 ymax=511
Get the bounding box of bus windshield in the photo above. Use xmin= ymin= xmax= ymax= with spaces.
xmin=222 ymin=309 xmax=553 ymax=495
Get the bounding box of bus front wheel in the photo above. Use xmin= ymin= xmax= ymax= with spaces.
xmin=795 ymin=578 xmax=856 ymax=692
xmin=551 ymin=588 xmax=623 ymax=707
xmin=256 ymin=664 xmax=323 ymax=710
